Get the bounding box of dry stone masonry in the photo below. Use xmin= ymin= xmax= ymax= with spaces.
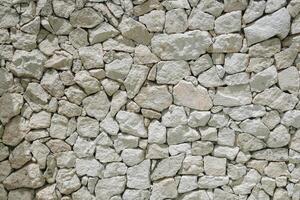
xmin=0 ymin=0 xmax=300 ymax=199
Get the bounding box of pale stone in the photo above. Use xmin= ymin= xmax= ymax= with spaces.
xmin=162 ymin=105 xmax=187 ymax=127
xmin=188 ymin=8 xmax=214 ymax=30
xmin=77 ymin=116 xmax=99 ymax=138
xmin=224 ymin=105 xmax=266 ymax=121
xmin=188 ymin=111 xmax=211 ymax=127
xmin=213 ymin=85 xmax=252 ymax=107
xmin=213 ymin=145 xmax=239 ymax=160
xmin=105 ymin=56 xmax=133 ymax=82
xmin=0 ymin=68 xmax=13 ymax=96
xmin=36 ymin=184 xmax=57 ymax=200
xmin=11 ymin=31 xmax=37 ymax=51
xmin=264 ymin=162 xmax=289 ymax=178
xmin=134 ymin=45 xmax=159 ymax=64
xmin=0 ymin=5 xmax=18 ymax=28
xmin=198 ymin=66 xmax=224 ymax=87
xmin=82 ymin=91 xmax=110 ymax=121
xmin=146 ymin=144 xmax=169 ymax=159
xmin=9 ymin=141 xmax=31 ymax=169
xmin=2 ymin=116 xmax=29 ymax=146
xmin=56 ymin=151 xmax=76 ymax=168
xmin=243 ymin=0 xmax=266 ymax=24
xmin=151 ymin=154 xmax=184 ymax=180
xmin=266 ymin=125 xmax=290 ymax=148
xmin=167 ymin=125 xmax=200 ymax=145
xmin=89 ymin=22 xmax=119 ymax=44
xmin=41 ymin=69 xmax=64 ymax=98
xmin=192 ymin=141 xmax=214 ymax=156
xmin=75 ymin=158 xmax=103 ymax=177
xmin=139 ymin=10 xmax=165 ymax=32
xmin=190 ymin=54 xmax=213 ymax=76
xmin=103 ymin=162 xmax=127 ymax=178
xmin=198 ymin=0 xmax=224 ymax=17
xmin=10 ymin=50 xmax=46 ymax=79
xmin=198 ymin=176 xmax=229 ymax=189
xmin=95 ymin=176 xmax=126 ymax=200
xmin=156 ymin=61 xmax=190 ymax=84
xmin=47 ymin=16 xmax=73 ymax=35
xmin=200 ymin=127 xmax=218 ymax=141
xmin=224 ymin=53 xmax=249 ymax=74
xmin=30 ymin=141 xmax=50 ymax=169
xmin=0 ymin=161 xmax=11 ymax=182
xmin=118 ymin=17 xmax=151 ymax=45
xmin=100 ymin=115 xmax=119 ymax=136
xmin=74 ymin=71 xmax=100 ymax=95
xmin=38 ymin=34 xmax=60 ymax=56
xmin=45 ymin=51 xmax=73 ymax=70
xmin=0 ymin=93 xmax=23 ymax=124
xmin=224 ymin=72 xmax=250 ymax=86
xmin=215 ymin=11 xmax=241 ymax=34
xmin=7 ymin=189 xmax=34 ymax=200
xmin=151 ymin=30 xmax=212 ymax=60
xmin=79 ymin=44 xmax=104 ymax=69
xmin=64 ymin=86 xmax=87 ymax=105
xmin=173 ymin=80 xmax=213 ymax=110
xmin=134 ymin=85 xmax=172 ymax=112
xmin=72 ymin=187 xmax=95 ymax=200
xmin=150 ymin=178 xmax=178 ymax=200
xmin=165 ymin=8 xmax=188 ymax=33
xmin=52 ymin=0 xmax=75 ymax=18
xmin=162 ymin=0 xmax=190 ymax=10
xmin=274 ymin=47 xmax=298 ymax=69
xmin=56 ymin=169 xmax=81 ymax=195
xmin=224 ymin=0 xmax=248 ymax=12
xmin=237 ymin=133 xmax=266 ymax=152
xmin=250 ymin=66 xmax=278 ymax=92
xmin=58 ymin=100 xmax=82 ymax=118
xmin=253 ymin=87 xmax=298 ymax=112
xmin=49 ymin=114 xmax=68 ymax=139
xmin=73 ymin=136 xmax=96 ymax=158
xmin=278 ymin=66 xmax=300 ymax=92
xmin=124 ymin=65 xmax=149 ymax=98
xmin=265 ymin=0 xmax=286 ymax=13
xmin=233 ymin=169 xmax=261 ymax=195
xmin=123 ymin=189 xmax=150 ymax=200
xmin=228 ymin=164 xmax=247 ymax=180
xmin=282 ymin=110 xmax=300 ymax=128
xmin=240 ymin=119 xmax=270 ymax=139
xmin=96 ymin=144 xmax=121 ymax=163
xmin=292 ymin=14 xmax=300 ymax=34
xmin=262 ymin=110 xmax=280 ymax=130
xmin=148 ymin=120 xmax=166 ymax=144
xmin=121 ymin=149 xmax=144 ymax=166
xmin=127 ymin=160 xmax=150 ymax=189
xmin=218 ymin=128 xmax=236 ymax=146
xmin=211 ymin=34 xmax=243 ymax=53
xmin=249 ymin=38 xmax=281 ymax=58
xmin=3 ymin=163 xmax=45 ymax=190
xmin=70 ymin=8 xmax=103 ymax=28
xmin=244 ymin=8 xmax=291 ymax=45
xmin=116 ymin=111 xmax=147 ymax=138
xmin=178 ymin=176 xmax=198 ymax=193
xmin=204 ymin=156 xmax=226 ymax=176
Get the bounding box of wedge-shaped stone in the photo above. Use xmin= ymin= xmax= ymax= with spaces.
xmin=70 ymin=8 xmax=103 ymax=28
xmin=156 ymin=61 xmax=190 ymax=84
xmin=244 ymin=8 xmax=291 ymax=45
xmin=124 ymin=65 xmax=149 ymax=98
xmin=134 ymin=85 xmax=172 ymax=112
xmin=173 ymin=80 xmax=213 ymax=110
xmin=151 ymin=30 xmax=212 ymax=60
xmin=167 ymin=125 xmax=200 ymax=145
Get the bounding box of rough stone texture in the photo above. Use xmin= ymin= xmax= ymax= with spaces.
xmin=0 ymin=1 xmax=298 ymax=199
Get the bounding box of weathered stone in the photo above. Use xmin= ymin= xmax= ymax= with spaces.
xmin=237 ymin=133 xmax=266 ymax=152
xmin=96 ymin=145 xmax=121 ymax=163
xmin=188 ymin=8 xmax=214 ymax=30
xmin=249 ymin=38 xmax=281 ymax=58
xmin=105 ymin=55 xmax=133 ymax=81
xmin=124 ymin=65 xmax=149 ymax=98
xmin=211 ymin=34 xmax=243 ymax=53
xmin=244 ymin=8 xmax=291 ymax=45
xmin=204 ymin=156 xmax=226 ymax=176
xmin=233 ymin=169 xmax=261 ymax=194
xmin=2 ymin=116 xmax=29 ymax=146
xmin=52 ymin=0 xmax=75 ymax=18
xmin=151 ymin=154 xmax=184 ymax=180
xmin=150 ymin=178 xmax=178 ymax=200
xmin=95 ymin=176 xmax=126 ymax=200
xmin=198 ymin=66 xmax=224 ymax=87
xmin=250 ymin=66 xmax=278 ymax=92
xmin=148 ymin=120 xmax=166 ymax=144
xmin=223 ymin=105 xmax=266 ymax=121
xmin=156 ymin=61 xmax=190 ymax=85
xmin=73 ymin=137 xmax=96 ymax=158
xmin=119 ymin=17 xmax=151 ymax=45
xmin=49 ymin=114 xmax=68 ymax=139
xmin=274 ymin=47 xmax=298 ymax=70
xmin=213 ymin=85 xmax=252 ymax=107
xmin=173 ymin=80 xmax=213 ymax=110
xmin=45 ymin=51 xmax=73 ymax=70
xmin=167 ymin=125 xmax=200 ymax=145
xmin=56 ymin=169 xmax=81 ymax=195
xmin=215 ymin=11 xmax=241 ymax=34
xmin=243 ymin=0 xmax=266 ymax=24
xmin=89 ymin=22 xmax=119 ymax=44
xmin=3 ymin=163 xmax=45 ymax=190
xmin=127 ymin=160 xmax=150 ymax=189
xmin=165 ymin=8 xmax=188 ymax=33
xmin=224 ymin=53 xmax=249 ymax=74
xmin=266 ymin=125 xmax=290 ymax=148
xmin=41 ymin=69 xmax=64 ymax=98
xmin=198 ymin=0 xmax=224 ymax=16
xmin=0 ymin=93 xmax=23 ymax=124
xmin=151 ymin=30 xmax=212 ymax=60
xmin=75 ymin=158 xmax=103 ymax=177
xmin=278 ymin=66 xmax=299 ymax=93
xmin=178 ymin=176 xmax=198 ymax=193
xmin=70 ymin=8 xmax=103 ymax=28
xmin=31 ymin=140 xmax=50 ymax=169
xmin=134 ymin=85 xmax=172 ymax=112
xmin=77 ymin=116 xmax=99 ymax=138
xmin=198 ymin=176 xmax=229 ymax=189
xmin=82 ymin=91 xmax=110 ymax=120
xmin=0 ymin=5 xmax=19 ymax=28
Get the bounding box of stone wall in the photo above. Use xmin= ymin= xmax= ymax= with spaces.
xmin=0 ymin=0 xmax=300 ymax=199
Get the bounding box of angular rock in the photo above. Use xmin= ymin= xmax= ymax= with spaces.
xmin=30 ymin=140 xmax=50 ymax=169
xmin=249 ymin=38 xmax=281 ymax=58
xmin=244 ymin=8 xmax=291 ymax=45
xmin=96 ymin=145 xmax=121 ymax=163
xmin=56 ymin=169 xmax=81 ymax=195
xmin=3 ymin=163 xmax=45 ymax=190
xmin=148 ymin=120 xmax=167 ymax=144
xmin=165 ymin=8 xmax=188 ymax=33
xmin=2 ymin=116 xmax=29 ymax=146
xmin=204 ymin=156 xmax=226 ymax=176
xmin=243 ymin=0 xmax=266 ymax=24
xmin=274 ymin=47 xmax=298 ymax=70
xmin=213 ymin=85 xmax=252 ymax=107
xmin=95 ymin=176 xmax=126 ymax=200
xmin=211 ymin=34 xmax=243 ymax=53
xmin=150 ymin=178 xmax=178 ymax=200
xmin=74 ymin=71 xmax=100 ymax=95
xmin=266 ymin=125 xmax=290 ymax=148
xmin=224 ymin=53 xmax=249 ymax=74
xmin=139 ymin=10 xmax=165 ymax=32
xmin=240 ymin=119 xmax=270 ymax=139
xmin=45 ymin=51 xmax=73 ymax=70
xmin=0 ymin=93 xmax=23 ymax=124
xmin=82 ymin=91 xmax=110 ymax=120
xmin=52 ymin=0 xmax=75 ymax=18
xmin=41 ymin=69 xmax=64 ymax=98
xmin=10 ymin=50 xmax=46 ymax=79
xmin=156 ymin=61 xmax=190 ymax=85
xmin=124 ymin=65 xmax=149 ymax=98
xmin=192 ymin=141 xmax=214 ymax=156
xmin=118 ymin=17 xmax=151 ymax=45
xmin=167 ymin=125 xmax=200 ymax=145
xmin=77 ymin=116 xmax=99 ymax=138
xmin=278 ymin=66 xmax=300 ymax=93
xmin=89 ymin=22 xmax=119 ymax=44
xmin=250 ymin=66 xmax=278 ymax=92
xmin=0 ymin=5 xmax=19 ymax=28
xmin=188 ymin=111 xmax=211 ymax=127
xmin=134 ymin=85 xmax=172 ymax=112
xmin=151 ymin=154 xmax=184 ymax=180
xmin=127 ymin=160 xmax=151 ymax=189
xmin=173 ymin=80 xmax=213 ymax=110
xmin=223 ymin=105 xmax=266 ymax=121
xmin=233 ymin=169 xmax=261 ymax=195
xmin=188 ymin=8 xmax=214 ymax=30
xmin=78 ymin=44 xmax=104 ymax=69
xmin=70 ymin=8 xmax=103 ymax=28
xmin=215 ymin=11 xmax=241 ymax=34
xmin=151 ymin=30 xmax=212 ymax=60
xmin=49 ymin=114 xmax=68 ymax=139
xmin=57 ymin=100 xmax=82 ymax=118
xmin=198 ymin=176 xmax=229 ymax=189
xmin=75 ymin=158 xmax=103 ymax=177
xmin=69 ymin=28 xmax=89 ymax=49
xmin=73 ymin=137 xmax=96 ymax=158
xmin=116 ymin=111 xmax=147 ymax=138
xmin=105 ymin=55 xmax=133 ymax=82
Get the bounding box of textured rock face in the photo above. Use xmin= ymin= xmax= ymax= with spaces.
xmin=0 ymin=1 xmax=299 ymax=199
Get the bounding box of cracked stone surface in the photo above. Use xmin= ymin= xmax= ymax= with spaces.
xmin=0 ymin=0 xmax=299 ymax=199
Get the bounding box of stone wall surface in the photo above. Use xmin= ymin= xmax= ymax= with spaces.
xmin=0 ymin=0 xmax=300 ymax=199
